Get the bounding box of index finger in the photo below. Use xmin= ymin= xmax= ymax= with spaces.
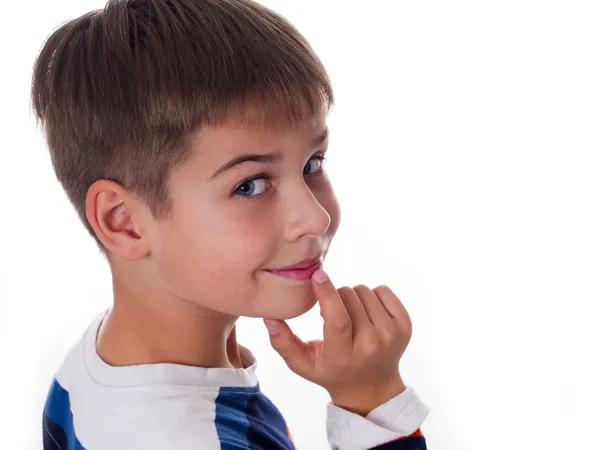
xmin=311 ymin=268 xmax=353 ymax=356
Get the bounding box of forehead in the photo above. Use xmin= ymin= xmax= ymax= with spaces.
xmin=184 ymin=115 xmax=328 ymax=167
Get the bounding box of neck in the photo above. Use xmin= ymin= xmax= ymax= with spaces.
xmin=96 ymin=285 xmax=243 ymax=370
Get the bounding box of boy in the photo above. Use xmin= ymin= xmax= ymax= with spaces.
xmin=32 ymin=0 xmax=430 ymax=448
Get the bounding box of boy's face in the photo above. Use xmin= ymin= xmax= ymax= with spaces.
xmin=143 ymin=117 xmax=340 ymax=320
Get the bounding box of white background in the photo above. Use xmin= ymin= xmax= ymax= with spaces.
xmin=1 ymin=1 xmax=599 ymax=449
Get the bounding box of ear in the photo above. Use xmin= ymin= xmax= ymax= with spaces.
xmin=85 ymin=180 xmax=151 ymax=261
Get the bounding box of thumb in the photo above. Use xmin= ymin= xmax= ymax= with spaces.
xmin=263 ymin=318 xmax=312 ymax=378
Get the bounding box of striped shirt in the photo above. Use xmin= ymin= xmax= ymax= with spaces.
xmin=43 ymin=309 xmax=430 ymax=449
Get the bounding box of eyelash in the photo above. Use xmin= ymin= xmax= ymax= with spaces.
xmin=233 ymin=154 xmax=327 ymax=200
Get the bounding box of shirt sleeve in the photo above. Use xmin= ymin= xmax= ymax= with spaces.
xmin=325 ymin=385 xmax=430 ymax=450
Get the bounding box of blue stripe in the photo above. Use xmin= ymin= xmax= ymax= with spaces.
xmin=246 ymin=389 xmax=294 ymax=450
xmin=214 ymin=385 xmax=257 ymax=449
xmin=43 ymin=378 xmax=86 ymax=450
xmin=214 ymin=383 xmax=295 ymax=449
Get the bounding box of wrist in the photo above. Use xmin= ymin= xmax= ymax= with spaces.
xmin=329 ymin=376 xmax=407 ymax=417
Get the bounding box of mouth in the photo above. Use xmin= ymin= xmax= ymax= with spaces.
xmin=266 ymin=258 xmax=323 ymax=282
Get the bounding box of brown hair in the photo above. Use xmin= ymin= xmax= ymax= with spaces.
xmin=31 ymin=0 xmax=334 ymax=257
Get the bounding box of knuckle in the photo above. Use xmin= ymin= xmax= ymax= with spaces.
xmin=337 ymin=286 xmax=353 ymax=296
xmin=397 ymin=314 xmax=413 ymax=336
xmin=380 ymin=326 xmax=397 ymax=345
xmin=396 ymin=323 xmax=412 ymax=343
xmin=331 ymin=312 xmax=351 ymax=332
xmin=406 ymin=316 xmax=413 ymax=334
xmin=352 ymin=284 xmax=370 ymax=292
xmin=359 ymin=330 xmax=381 ymax=356
xmin=374 ymin=284 xmax=390 ymax=295
xmin=405 ymin=322 xmax=413 ymax=340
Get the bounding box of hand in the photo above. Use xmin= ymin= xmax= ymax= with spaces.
xmin=263 ymin=268 xmax=413 ymax=417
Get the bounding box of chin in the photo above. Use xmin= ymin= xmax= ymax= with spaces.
xmin=254 ymin=270 xmax=320 ymax=319
xmin=273 ymin=290 xmax=318 ymax=320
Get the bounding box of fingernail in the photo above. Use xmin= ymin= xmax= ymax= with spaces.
xmin=264 ymin=320 xmax=279 ymax=335
xmin=312 ymin=268 xmax=328 ymax=284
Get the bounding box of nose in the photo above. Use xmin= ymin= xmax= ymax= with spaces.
xmin=282 ymin=181 xmax=331 ymax=242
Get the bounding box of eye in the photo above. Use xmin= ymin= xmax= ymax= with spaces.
xmin=233 ymin=155 xmax=327 ymax=200
xmin=234 ymin=176 xmax=271 ymax=198
xmin=303 ymin=155 xmax=326 ymax=175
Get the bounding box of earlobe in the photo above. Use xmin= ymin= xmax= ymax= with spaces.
xmin=85 ymin=180 xmax=149 ymax=261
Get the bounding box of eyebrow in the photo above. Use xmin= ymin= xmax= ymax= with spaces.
xmin=208 ymin=127 xmax=329 ymax=181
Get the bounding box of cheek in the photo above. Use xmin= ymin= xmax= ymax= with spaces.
xmin=151 ymin=212 xmax=270 ymax=312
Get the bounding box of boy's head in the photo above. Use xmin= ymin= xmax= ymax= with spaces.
xmin=31 ymin=0 xmax=340 ymax=320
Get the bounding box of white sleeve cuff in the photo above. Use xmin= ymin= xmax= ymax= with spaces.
xmin=326 ymin=385 xmax=430 ymax=450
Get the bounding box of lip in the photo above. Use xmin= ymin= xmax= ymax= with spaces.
xmin=266 ymin=258 xmax=323 ymax=282
xmin=270 ymin=257 xmax=323 ymax=271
